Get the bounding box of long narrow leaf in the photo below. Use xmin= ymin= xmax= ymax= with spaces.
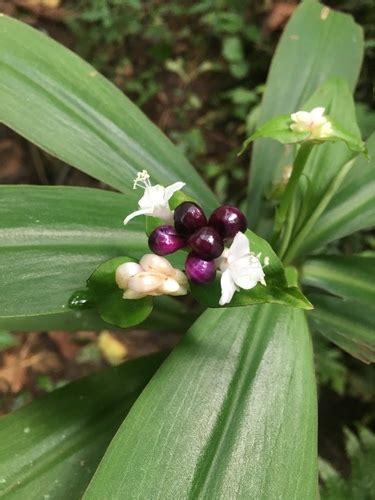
xmin=308 ymin=293 xmax=375 ymax=363
xmin=0 ymin=16 xmax=217 ymax=211
xmin=0 ymin=353 xmax=165 ymax=499
xmin=293 ymin=133 xmax=375 ymax=258
xmin=85 ymin=305 xmax=317 ymax=499
xmin=302 ymin=255 xmax=375 ymax=306
xmin=0 ymin=186 xmax=145 ymax=323
xmin=246 ymin=1 xmax=363 ymax=233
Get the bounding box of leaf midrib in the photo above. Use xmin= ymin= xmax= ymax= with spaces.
xmin=188 ymin=306 xmax=278 ymax=498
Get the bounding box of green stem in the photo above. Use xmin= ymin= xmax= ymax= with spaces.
xmin=278 ymin=191 xmax=297 ymax=259
xmin=283 ymin=157 xmax=355 ymax=265
xmin=273 ymin=142 xmax=314 ymax=239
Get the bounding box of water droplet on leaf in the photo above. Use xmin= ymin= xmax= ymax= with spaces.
xmin=68 ymin=289 xmax=94 ymax=310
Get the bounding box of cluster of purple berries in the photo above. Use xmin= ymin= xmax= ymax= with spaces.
xmin=148 ymin=202 xmax=247 ymax=284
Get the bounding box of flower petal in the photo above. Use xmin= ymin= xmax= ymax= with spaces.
xmin=227 ymin=231 xmax=250 ymax=262
xmin=219 ymin=269 xmax=237 ymax=306
xmin=310 ymin=107 xmax=325 ymax=120
xmin=123 ymin=207 xmax=152 ymax=225
xmin=158 ymin=277 xmax=180 ymax=294
xmin=127 ymin=272 xmax=164 ymax=293
xmin=291 ymin=111 xmax=311 ymax=125
xmin=116 ymin=262 xmax=142 ymax=288
xmin=163 ymin=181 xmax=186 ymax=202
xmin=123 ymin=289 xmax=148 ymax=300
xmin=139 ymin=254 xmax=174 ymax=275
xmin=138 ymin=185 xmax=166 ymax=209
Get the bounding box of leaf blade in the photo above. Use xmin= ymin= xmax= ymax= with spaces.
xmin=85 ymin=305 xmax=317 ymax=499
xmin=0 ymin=353 xmax=165 ymax=499
xmin=0 ymin=16 xmax=217 ymax=210
xmin=246 ymin=1 xmax=364 ymax=232
xmin=302 ymin=255 xmax=375 ymax=306
xmin=308 ymin=293 xmax=375 ymax=363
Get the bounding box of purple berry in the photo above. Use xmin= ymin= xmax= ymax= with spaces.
xmin=185 ymin=252 xmax=216 ymax=284
xmin=174 ymin=201 xmax=207 ymax=236
xmin=209 ymin=205 xmax=247 ymax=239
xmin=148 ymin=225 xmax=186 ymax=256
xmin=188 ymin=226 xmax=224 ymax=260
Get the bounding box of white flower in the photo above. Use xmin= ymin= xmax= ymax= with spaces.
xmin=124 ymin=170 xmax=185 ymax=225
xmin=115 ymin=254 xmax=188 ymax=299
xmin=290 ymin=107 xmax=333 ymax=140
xmin=216 ymin=232 xmax=267 ymax=306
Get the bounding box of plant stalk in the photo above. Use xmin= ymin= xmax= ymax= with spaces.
xmin=273 ymin=142 xmax=314 ymax=246
xmin=283 ymin=157 xmax=355 ymax=265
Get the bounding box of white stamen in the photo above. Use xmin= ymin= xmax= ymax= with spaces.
xmin=133 ymin=170 xmax=151 ymax=190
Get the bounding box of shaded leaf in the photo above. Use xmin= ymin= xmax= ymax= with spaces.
xmin=291 ymin=133 xmax=375 ymax=258
xmin=0 ymin=16 xmax=217 ymax=211
xmin=0 ymin=186 xmax=146 ymax=322
xmin=0 ymin=186 xmax=189 ymax=332
xmin=302 ymin=255 xmax=375 ymax=306
xmin=85 ymin=305 xmax=317 ymax=499
xmin=308 ymin=293 xmax=375 ymax=363
xmin=246 ymin=1 xmax=363 ymax=233
xmin=320 ymin=427 xmax=375 ymax=500
xmin=0 ymin=353 xmax=165 ymax=499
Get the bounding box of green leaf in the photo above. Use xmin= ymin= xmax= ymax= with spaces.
xmin=0 ymin=186 xmax=147 ymax=325
xmin=290 ymin=133 xmax=375 ymax=259
xmin=246 ymin=1 xmax=364 ymax=232
xmin=222 ymin=36 xmax=244 ymax=62
xmin=302 ymin=255 xmax=375 ymax=306
xmin=84 ymin=305 xmax=317 ymax=499
xmin=320 ymin=427 xmax=375 ymax=500
xmin=242 ymin=110 xmax=365 ymax=153
xmin=292 ymin=77 xmax=364 ymax=221
xmin=308 ymin=293 xmax=375 ymax=363
xmin=241 ymin=114 xmax=309 ymax=147
xmin=87 ymin=256 xmax=153 ymax=328
xmin=0 ymin=330 xmax=18 ymax=350
xmin=0 ymin=353 xmax=165 ymax=499
xmin=0 ymin=15 xmax=217 ymax=211
xmin=190 ymin=230 xmax=312 ymax=309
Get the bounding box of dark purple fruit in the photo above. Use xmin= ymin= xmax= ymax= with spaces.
xmin=209 ymin=205 xmax=247 ymax=238
xmin=185 ymin=252 xmax=216 ymax=284
xmin=174 ymin=201 xmax=207 ymax=236
xmin=188 ymin=226 xmax=224 ymax=260
xmin=148 ymin=225 xmax=186 ymax=256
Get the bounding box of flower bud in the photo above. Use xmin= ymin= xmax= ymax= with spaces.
xmin=115 ymin=262 xmax=142 ymax=289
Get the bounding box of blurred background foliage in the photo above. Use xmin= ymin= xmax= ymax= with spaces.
xmin=0 ymin=0 xmax=374 ymax=494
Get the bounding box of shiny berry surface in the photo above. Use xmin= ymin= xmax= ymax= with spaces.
xmin=208 ymin=205 xmax=247 ymax=238
xmin=185 ymin=252 xmax=216 ymax=284
xmin=148 ymin=225 xmax=186 ymax=256
xmin=174 ymin=201 xmax=207 ymax=236
xmin=188 ymin=226 xmax=223 ymax=260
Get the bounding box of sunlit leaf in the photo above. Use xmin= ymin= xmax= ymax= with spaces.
xmin=0 ymin=16 xmax=217 ymax=211
xmin=85 ymin=305 xmax=317 ymax=499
